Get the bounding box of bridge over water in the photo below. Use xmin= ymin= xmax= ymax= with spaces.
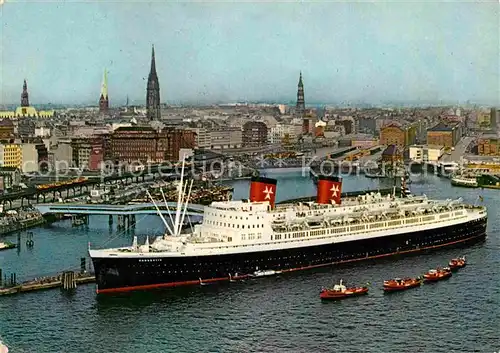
xmin=35 ymin=187 xmax=398 ymax=218
xmin=35 ymin=202 xmax=205 ymax=217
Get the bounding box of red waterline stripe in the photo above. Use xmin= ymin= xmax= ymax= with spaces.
xmin=96 ymin=233 xmax=485 ymax=294
xmin=96 ymin=274 xmax=251 ymax=294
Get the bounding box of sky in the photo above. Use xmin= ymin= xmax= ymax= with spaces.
xmin=0 ymin=1 xmax=498 ymax=106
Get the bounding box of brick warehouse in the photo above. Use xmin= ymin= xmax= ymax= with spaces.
xmin=380 ymin=122 xmax=417 ymax=147
xmin=426 ymin=122 xmax=462 ymax=148
xmin=110 ymin=126 xmax=196 ymax=163
xmin=478 ymin=134 xmax=500 ymax=156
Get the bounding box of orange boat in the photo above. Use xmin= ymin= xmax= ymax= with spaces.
xmin=449 ymin=256 xmax=466 ymax=271
xmin=320 ymin=279 xmax=368 ymax=300
xmin=383 ymin=277 xmax=422 ymax=292
xmin=423 ymin=268 xmax=452 ymax=282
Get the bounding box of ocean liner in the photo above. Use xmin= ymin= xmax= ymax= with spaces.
xmin=89 ymin=160 xmax=488 ymax=294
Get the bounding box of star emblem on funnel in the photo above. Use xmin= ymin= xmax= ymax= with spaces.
xmin=330 ymin=184 xmax=340 ymax=197
xmin=263 ymin=186 xmax=274 ymax=200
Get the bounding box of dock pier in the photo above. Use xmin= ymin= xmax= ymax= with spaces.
xmin=0 ymin=272 xmax=95 ymax=296
xmin=0 ymin=258 xmax=95 ymax=296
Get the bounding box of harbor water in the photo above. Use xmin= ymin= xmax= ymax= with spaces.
xmin=0 ymin=171 xmax=499 ymax=352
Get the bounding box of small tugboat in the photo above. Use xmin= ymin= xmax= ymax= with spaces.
xmin=448 ymin=256 xmax=466 ymax=271
xmin=0 ymin=242 xmax=16 ymax=251
xmin=320 ymin=279 xmax=369 ymax=300
xmin=423 ymin=268 xmax=452 ymax=282
xmin=383 ymin=277 xmax=422 ymax=292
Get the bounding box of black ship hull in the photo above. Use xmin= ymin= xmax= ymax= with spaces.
xmin=91 ymin=216 xmax=487 ymax=294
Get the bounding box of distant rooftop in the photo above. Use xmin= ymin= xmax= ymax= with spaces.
xmin=114 ymin=126 xmax=155 ymax=132
xmin=382 ymin=144 xmax=400 ymax=156
xmin=479 ymin=133 xmax=499 ymax=139
xmin=410 ymin=144 xmax=444 ymax=150
xmin=428 ymin=121 xmax=460 ymax=132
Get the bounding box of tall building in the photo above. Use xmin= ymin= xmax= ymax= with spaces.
xmin=242 ymin=121 xmax=268 ymax=147
xmin=146 ymin=45 xmax=161 ymax=121
xmin=491 ymin=107 xmax=497 ymax=132
xmin=21 ymin=80 xmax=29 ymax=107
xmin=296 ymin=72 xmax=305 ymax=117
xmin=99 ymin=69 xmax=109 ymax=113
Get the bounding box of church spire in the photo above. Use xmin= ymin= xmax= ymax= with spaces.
xmin=147 ymin=44 xmax=161 ymax=121
xmin=101 ymin=69 xmax=108 ymax=99
xmin=21 ymin=79 xmax=30 ymax=107
xmin=296 ymin=71 xmax=305 ymax=117
xmin=99 ymin=69 xmax=109 ymax=113
xmin=150 ymin=45 xmax=157 ymax=75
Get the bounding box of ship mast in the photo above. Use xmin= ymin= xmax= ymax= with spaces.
xmin=173 ymin=158 xmax=186 ymax=236
xmin=178 ymin=179 xmax=194 ymax=236
xmin=146 ymin=189 xmax=174 ymax=236
xmin=160 ymin=186 xmax=176 ymax=237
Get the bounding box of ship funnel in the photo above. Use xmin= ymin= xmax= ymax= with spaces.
xmin=316 ymin=175 xmax=342 ymax=205
xmin=249 ymin=176 xmax=278 ymax=209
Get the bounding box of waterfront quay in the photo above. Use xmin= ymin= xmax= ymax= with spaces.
xmin=0 ymin=271 xmax=95 ymax=297
xmin=0 ymin=206 xmax=48 ymax=236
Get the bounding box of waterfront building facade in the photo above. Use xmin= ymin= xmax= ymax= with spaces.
xmin=110 ymin=126 xmax=195 ymax=163
xmin=242 ymin=121 xmax=268 ymax=147
xmin=208 ymin=128 xmax=242 ymax=149
xmin=477 ymin=135 xmax=500 ymax=156
xmin=269 ymin=124 xmax=302 ymax=144
xmin=427 ymin=122 xmax=462 ymax=148
xmin=380 ymin=122 xmax=417 ymax=147
xmin=409 ymin=145 xmax=444 ymax=163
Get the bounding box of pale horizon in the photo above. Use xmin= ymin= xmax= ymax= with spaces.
xmin=0 ymin=1 xmax=499 ymax=107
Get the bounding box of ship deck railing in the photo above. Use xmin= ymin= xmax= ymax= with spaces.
xmin=273 ymin=196 xmax=427 ymax=212
xmin=271 ymin=204 xmax=475 ymax=234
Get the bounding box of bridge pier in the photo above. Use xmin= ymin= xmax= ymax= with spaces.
xmin=116 ymin=215 xmax=135 ymax=230
xmin=71 ymin=215 xmax=89 ymax=227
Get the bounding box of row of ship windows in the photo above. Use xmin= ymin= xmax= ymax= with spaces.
xmin=206 ymin=212 xmax=262 ymax=221
xmin=205 ymin=220 xmax=265 ymax=229
xmin=241 ymin=233 xmax=262 ymax=241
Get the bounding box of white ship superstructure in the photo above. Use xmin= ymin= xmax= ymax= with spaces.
xmin=91 ymin=193 xmax=484 ymax=258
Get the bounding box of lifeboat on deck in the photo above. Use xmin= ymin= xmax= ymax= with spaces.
xmin=383 ymin=277 xmax=422 ymax=292
xmin=423 ymin=268 xmax=452 ymax=282
xmin=320 ymin=279 xmax=368 ymax=300
xmin=448 ymin=256 xmax=466 ymax=271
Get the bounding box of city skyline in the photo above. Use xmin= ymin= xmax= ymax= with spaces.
xmin=0 ymin=1 xmax=498 ymax=106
